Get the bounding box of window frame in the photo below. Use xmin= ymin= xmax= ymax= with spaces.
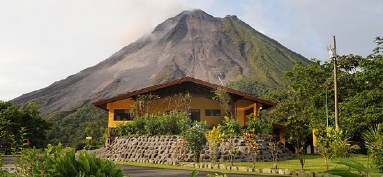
xmin=205 ymin=109 xmax=221 ymax=116
xmin=113 ymin=109 xmax=133 ymax=121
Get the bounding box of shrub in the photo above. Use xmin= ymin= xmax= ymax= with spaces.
xmin=331 ymin=158 xmax=370 ymax=176
xmin=183 ymin=122 xmax=207 ymax=163
xmin=117 ymin=112 xmax=191 ymax=136
xmin=316 ymin=127 xmax=360 ymax=170
xmin=246 ymin=114 xmax=272 ymax=135
xmin=15 ymin=143 xmax=71 ymax=176
xmin=206 ymin=126 xmax=224 ymax=164
xmin=76 ymin=142 xmax=87 ymax=151
xmin=144 ymin=114 xmax=162 ymax=136
xmin=243 ymin=128 xmax=259 ymax=168
xmin=15 ymin=144 xmax=123 ymax=177
xmin=57 ymin=151 xmax=123 ymax=177
xmin=173 ymin=111 xmax=192 ymax=135
xmin=117 ymin=122 xmax=136 ymax=136
xmin=219 ymin=116 xmax=242 ymax=135
xmin=363 ymin=123 xmax=383 ymax=172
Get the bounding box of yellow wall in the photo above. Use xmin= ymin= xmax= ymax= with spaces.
xmin=190 ymin=97 xmax=224 ymax=126
xmin=312 ymin=129 xmax=318 ymax=149
xmin=143 ymin=96 xmax=225 ymax=126
xmin=105 ymin=94 xmax=264 ymax=128
xmin=146 ymin=96 xmax=188 ymax=114
xmin=236 ymin=109 xmax=245 ymax=126
xmin=235 ymin=100 xmax=261 ymax=127
xmin=106 ymin=98 xmax=135 ymax=128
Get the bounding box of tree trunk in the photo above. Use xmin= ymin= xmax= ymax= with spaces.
xmin=299 ymin=154 xmax=304 ymax=170
xmin=194 ymin=151 xmax=200 ymax=163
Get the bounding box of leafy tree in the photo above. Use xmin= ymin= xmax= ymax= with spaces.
xmin=266 ymin=37 xmax=383 ymax=157
xmin=266 ymin=84 xmax=311 ymax=170
xmin=266 ymin=60 xmax=329 ymax=169
xmin=340 ymin=37 xmax=383 ymax=139
xmin=226 ymin=76 xmax=270 ymax=97
xmin=20 ymin=103 xmax=51 ymax=148
xmin=45 ymin=104 xmax=107 ymax=148
xmin=213 ymin=87 xmax=232 ymax=117
xmin=131 ymin=94 xmax=159 ymax=116
xmin=0 ymin=101 xmax=51 ymax=153
xmin=284 ymin=109 xmax=310 ymax=170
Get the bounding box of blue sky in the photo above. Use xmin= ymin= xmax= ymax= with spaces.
xmin=0 ymin=0 xmax=382 ymax=101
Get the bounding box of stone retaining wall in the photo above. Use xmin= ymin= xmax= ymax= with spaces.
xmin=103 ymin=135 xmax=293 ymax=164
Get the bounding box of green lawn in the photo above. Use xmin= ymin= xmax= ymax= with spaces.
xmin=118 ymin=154 xmax=383 ymax=176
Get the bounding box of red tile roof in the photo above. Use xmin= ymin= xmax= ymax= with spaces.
xmin=93 ymin=76 xmax=275 ymax=110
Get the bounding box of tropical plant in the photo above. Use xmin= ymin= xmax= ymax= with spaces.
xmin=246 ymin=113 xmax=272 ymax=135
xmin=15 ymin=144 xmax=123 ymax=177
xmin=84 ymin=127 xmax=96 ymax=150
xmin=219 ymin=116 xmax=242 ymax=136
xmin=362 ymin=123 xmax=383 ymax=172
xmin=331 ymin=158 xmax=370 ymax=176
xmin=183 ymin=122 xmax=207 ymax=163
xmin=117 ymin=111 xmax=191 ymax=136
xmin=243 ymin=128 xmax=259 ymax=168
xmin=206 ymin=126 xmax=224 ymax=164
xmin=15 ymin=143 xmax=71 ymax=176
xmin=189 ymin=170 xmax=198 ymax=177
xmin=56 ymin=151 xmax=123 ymax=177
xmin=220 ymin=135 xmax=236 ymax=166
xmin=316 ymin=127 xmax=360 ymax=170
xmin=217 ymin=117 xmax=240 ymax=166
xmin=266 ymin=134 xmax=280 ymax=170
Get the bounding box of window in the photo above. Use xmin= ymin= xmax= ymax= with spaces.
xmin=114 ymin=109 xmax=133 ymax=121
xmin=205 ymin=109 xmax=221 ymax=116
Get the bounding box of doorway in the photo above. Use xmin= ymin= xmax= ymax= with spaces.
xmin=190 ymin=109 xmax=200 ymax=122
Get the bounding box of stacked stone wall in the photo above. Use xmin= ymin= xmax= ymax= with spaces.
xmin=103 ymin=135 xmax=293 ymax=164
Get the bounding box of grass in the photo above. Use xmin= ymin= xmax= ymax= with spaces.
xmin=117 ymin=154 xmax=383 ymax=177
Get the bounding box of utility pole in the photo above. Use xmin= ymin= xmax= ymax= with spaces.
xmin=328 ymin=36 xmax=339 ymax=130
xmin=326 ymin=88 xmax=329 ymax=127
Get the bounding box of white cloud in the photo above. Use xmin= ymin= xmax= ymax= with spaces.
xmin=0 ymin=0 xmax=188 ymax=101
xmin=240 ymin=0 xmax=383 ymax=60
xmin=1 ymin=0 xmax=382 ymax=100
